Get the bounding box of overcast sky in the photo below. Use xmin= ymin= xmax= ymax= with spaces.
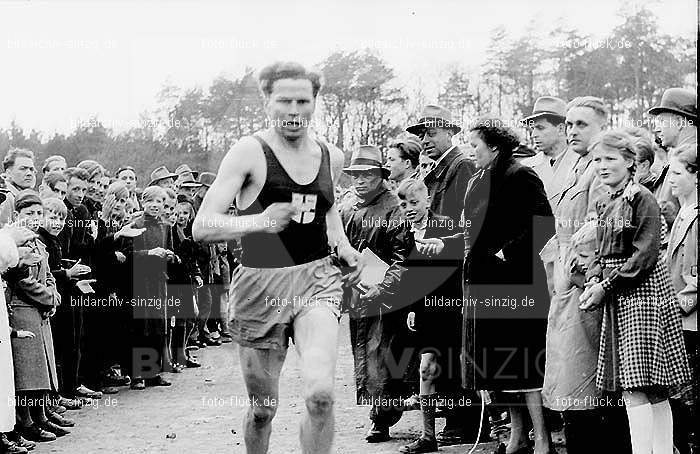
xmin=0 ymin=0 xmax=695 ymax=135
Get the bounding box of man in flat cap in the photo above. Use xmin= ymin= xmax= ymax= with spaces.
xmin=648 ymin=87 xmax=696 ymax=229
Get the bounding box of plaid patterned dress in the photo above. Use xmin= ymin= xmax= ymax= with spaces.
xmin=594 ymin=183 xmax=691 ymax=391
xmin=597 ymin=255 xmax=690 ymax=390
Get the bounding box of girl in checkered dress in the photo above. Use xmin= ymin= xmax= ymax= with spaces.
xmin=579 ymin=130 xmax=690 ymax=454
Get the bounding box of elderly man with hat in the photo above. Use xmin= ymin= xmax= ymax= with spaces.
xmin=406 ymin=105 xmax=474 ymax=224
xmin=148 ymin=166 xmax=179 ymax=191
xmin=407 ymin=107 xmax=478 ymax=445
xmin=339 ymin=145 xmax=415 ymax=444
xmin=521 ymin=96 xmax=579 ymax=211
xmin=648 ymin=87 xmax=696 ymax=229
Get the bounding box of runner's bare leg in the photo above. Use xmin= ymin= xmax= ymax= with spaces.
xmin=239 ymin=346 xmax=287 ymax=454
xmin=294 ymin=307 xmax=339 ymax=454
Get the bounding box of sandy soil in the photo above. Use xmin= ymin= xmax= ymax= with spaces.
xmin=45 ymin=317 xmax=565 ymax=453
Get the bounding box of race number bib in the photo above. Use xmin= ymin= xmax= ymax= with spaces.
xmin=291 ymin=193 xmax=317 ymax=224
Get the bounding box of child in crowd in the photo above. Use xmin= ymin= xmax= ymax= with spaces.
xmin=128 ymin=186 xmax=176 ymax=390
xmin=579 ymin=130 xmax=690 ymax=454
xmin=5 ymin=191 xmax=65 ymax=442
xmin=397 ymin=179 xmax=463 ymax=454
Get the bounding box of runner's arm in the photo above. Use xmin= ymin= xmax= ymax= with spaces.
xmin=325 ymin=144 xmax=352 ymax=251
xmin=192 ymin=137 xmax=266 ymax=243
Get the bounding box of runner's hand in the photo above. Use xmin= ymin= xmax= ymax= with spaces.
xmin=258 ymin=202 xmax=298 ymax=233
xmin=338 ymin=242 xmax=363 ymax=287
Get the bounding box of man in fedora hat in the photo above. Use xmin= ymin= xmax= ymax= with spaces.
xmin=649 ymin=87 xmax=697 ymax=454
xmin=406 ymin=105 xmax=476 ymax=445
xmin=339 ymin=145 xmax=414 ymax=444
xmin=192 ymin=61 xmax=361 ymax=454
xmin=406 ymin=104 xmax=474 ymax=224
xmin=648 ymin=87 xmax=696 ymax=229
xmin=521 ymin=96 xmax=579 ymax=211
xmin=148 ymin=166 xmax=179 ymax=190
xmin=175 ymin=167 xmax=203 ymax=200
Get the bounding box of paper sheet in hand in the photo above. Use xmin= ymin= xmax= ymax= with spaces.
xmin=358 ymin=248 xmax=390 ymax=289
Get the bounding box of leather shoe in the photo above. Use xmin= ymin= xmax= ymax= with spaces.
xmin=58 ymin=396 xmax=83 ymax=410
xmin=365 ymin=424 xmax=390 ymax=443
xmin=399 ymin=437 xmax=438 ymax=453
xmin=0 ymin=434 xmax=28 ymax=454
xmin=130 ymin=379 xmax=146 ymax=390
xmin=39 ymin=421 xmax=70 ymax=437
xmin=47 ymin=410 xmax=75 ymax=427
xmin=185 ymin=359 xmax=201 ymax=368
xmin=146 ymin=375 xmax=172 ymax=387
xmin=7 ymin=433 xmax=36 ymax=451
xmin=436 ymin=428 xmax=467 ymax=446
xmin=200 ymin=336 xmax=221 ymax=347
xmin=21 ymin=425 xmax=56 ymax=442
xmin=74 ymin=385 xmax=102 ymax=399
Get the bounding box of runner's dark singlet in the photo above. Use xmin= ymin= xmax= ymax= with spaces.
xmin=237 ymin=135 xmax=334 ymax=268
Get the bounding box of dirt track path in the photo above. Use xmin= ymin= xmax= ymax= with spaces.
xmin=47 ymin=317 xmax=562 ymax=453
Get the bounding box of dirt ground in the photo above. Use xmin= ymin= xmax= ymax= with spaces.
xmin=45 ymin=317 xmax=565 ymax=453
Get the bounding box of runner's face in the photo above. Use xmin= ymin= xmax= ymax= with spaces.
xmin=265 ymin=78 xmax=315 ymax=140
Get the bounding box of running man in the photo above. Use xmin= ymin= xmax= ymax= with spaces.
xmin=192 ymin=61 xmax=361 ymax=454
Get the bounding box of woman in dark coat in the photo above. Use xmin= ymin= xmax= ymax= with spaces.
xmin=462 ymin=119 xmax=556 ymax=454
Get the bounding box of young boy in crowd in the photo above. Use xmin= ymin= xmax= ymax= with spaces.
xmin=5 ymin=191 xmax=66 ymax=443
xmin=128 ymin=186 xmax=176 ymax=389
